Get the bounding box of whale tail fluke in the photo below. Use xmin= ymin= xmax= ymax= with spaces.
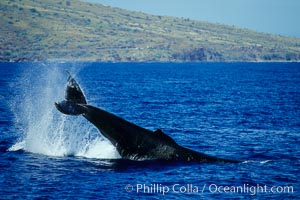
xmin=55 ymin=71 xmax=87 ymax=115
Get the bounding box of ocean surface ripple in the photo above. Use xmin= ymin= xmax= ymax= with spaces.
xmin=0 ymin=62 xmax=299 ymax=199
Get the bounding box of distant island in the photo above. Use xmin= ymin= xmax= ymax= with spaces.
xmin=1 ymin=0 xmax=300 ymax=62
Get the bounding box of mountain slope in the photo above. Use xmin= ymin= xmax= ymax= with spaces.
xmin=1 ymin=0 xmax=300 ymax=62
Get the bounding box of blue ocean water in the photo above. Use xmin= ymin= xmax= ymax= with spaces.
xmin=0 ymin=62 xmax=299 ymax=199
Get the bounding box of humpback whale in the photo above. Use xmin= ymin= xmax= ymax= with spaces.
xmin=55 ymin=72 xmax=239 ymax=163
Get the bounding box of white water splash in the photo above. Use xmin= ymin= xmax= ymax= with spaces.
xmin=9 ymin=63 xmax=120 ymax=159
xmin=242 ymin=160 xmax=273 ymax=164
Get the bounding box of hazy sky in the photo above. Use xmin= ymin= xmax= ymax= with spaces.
xmin=84 ymin=0 xmax=300 ymax=38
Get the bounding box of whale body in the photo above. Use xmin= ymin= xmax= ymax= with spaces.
xmin=55 ymin=73 xmax=239 ymax=163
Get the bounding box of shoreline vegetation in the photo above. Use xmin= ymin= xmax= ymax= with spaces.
xmin=1 ymin=0 xmax=300 ymax=62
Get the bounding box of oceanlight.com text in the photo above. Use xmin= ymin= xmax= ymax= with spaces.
xmin=125 ymin=183 xmax=294 ymax=196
